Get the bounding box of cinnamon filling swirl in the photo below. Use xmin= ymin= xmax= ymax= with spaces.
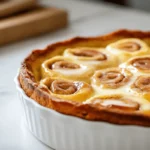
xmin=90 ymin=95 xmax=139 ymax=111
xmin=72 ymin=49 xmax=107 ymax=61
xmin=50 ymin=80 xmax=81 ymax=95
xmin=117 ymin=42 xmax=141 ymax=52
xmin=51 ymin=60 xmax=80 ymax=70
xmin=132 ymin=76 xmax=150 ymax=92
xmin=131 ymin=58 xmax=150 ymax=71
xmin=95 ymin=70 xmax=129 ymax=88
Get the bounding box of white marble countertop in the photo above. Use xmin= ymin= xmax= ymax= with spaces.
xmin=0 ymin=0 xmax=150 ymax=149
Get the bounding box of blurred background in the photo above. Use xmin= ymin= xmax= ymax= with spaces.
xmin=0 ymin=0 xmax=149 ymax=46
xmin=74 ymin=0 xmax=150 ymax=12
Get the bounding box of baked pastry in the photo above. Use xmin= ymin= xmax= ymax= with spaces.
xmin=91 ymin=68 xmax=132 ymax=95
xmin=129 ymin=75 xmax=150 ymax=105
xmin=63 ymin=47 xmax=118 ymax=69
xmin=40 ymin=77 xmax=93 ymax=102
xmin=120 ymin=55 xmax=150 ymax=74
xmin=19 ymin=29 xmax=150 ymax=126
xmin=106 ymin=38 xmax=150 ymax=62
xmin=85 ymin=94 xmax=140 ymax=111
xmin=41 ymin=56 xmax=93 ymax=83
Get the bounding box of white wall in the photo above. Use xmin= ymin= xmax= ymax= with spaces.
xmin=127 ymin=0 xmax=150 ymax=11
xmin=72 ymin=0 xmax=150 ymax=12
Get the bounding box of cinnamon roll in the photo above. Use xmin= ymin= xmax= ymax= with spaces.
xmin=120 ymin=56 xmax=150 ymax=74
xmin=63 ymin=47 xmax=118 ymax=69
xmin=40 ymin=78 xmax=93 ymax=102
xmin=91 ymin=68 xmax=132 ymax=95
xmin=85 ymin=94 xmax=139 ymax=111
xmin=106 ymin=38 xmax=150 ymax=62
xmin=130 ymin=75 xmax=150 ymax=99
xmin=41 ymin=56 xmax=94 ymax=83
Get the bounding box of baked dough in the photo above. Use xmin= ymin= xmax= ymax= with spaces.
xmin=40 ymin=77 xmax=93 ymax=102
xmin=120 ymin=55 xmax=150 ymax=74
xmin=41 ymin=56 xmax=93 ymax=83
xmin=19 ymin=29 xmax=150 ymax=126
xmin=63 ymin=47 xmax=118 ymax=69
xmin=91 ymin=68 xmax=132 ymax=95
xmin=106 ymin=38 xmax=150 ymax=62
xmin=85 ymin=94 xmax=139 ymax=111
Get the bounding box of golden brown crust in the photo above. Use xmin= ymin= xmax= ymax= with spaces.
xmin=19 ymin=29 xmax=150 ymax=126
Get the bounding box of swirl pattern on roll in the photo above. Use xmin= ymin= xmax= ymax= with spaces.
xmin=129 ymin=75 xmax=150 ymax=103
xmin=40 ymin=78 xmax=93 ymax=102
xmin=106 ymin=38 xmax=150 ymax=62
xmin=131 ymin=76 xmax=150 ymax=92
xmin=92 ymin=68 xmax=132 ymax=89
xmin=120 ymin=56 xmax=150 ymax=74
xmin=63 ymin=47 xmax=118 ymax=69
xmin=41 ymin=56 xmax=94 ymax=83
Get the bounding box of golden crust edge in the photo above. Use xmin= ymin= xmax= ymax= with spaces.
xmin=19 ymin=29 xmax=150 ymax=126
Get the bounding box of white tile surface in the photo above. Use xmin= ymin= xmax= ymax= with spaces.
xmin=0 ymin=0 xmax=150 ymax=150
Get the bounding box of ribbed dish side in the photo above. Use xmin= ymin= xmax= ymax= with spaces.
xmin=15 ymin=77 xmax=150 ymax=150
xmin=19 ymin=92 xmax=57 ymax=149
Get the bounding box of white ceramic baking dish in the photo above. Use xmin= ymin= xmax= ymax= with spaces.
xmin=15 ymin=75 xmax=150 ymax=150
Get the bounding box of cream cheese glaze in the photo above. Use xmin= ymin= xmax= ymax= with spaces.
xmin=37 ymin=38 xmax=150 ymax=112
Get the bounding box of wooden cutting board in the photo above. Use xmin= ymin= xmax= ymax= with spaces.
xmin=0 ymin=0 xmax=37 ymax=17
xmin=0 ymin=5 xmax=68 ymax=46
